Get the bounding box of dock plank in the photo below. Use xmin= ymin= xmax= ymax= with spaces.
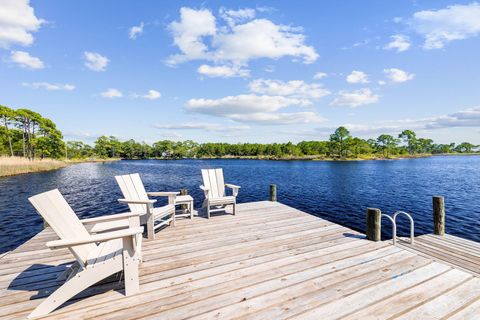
xmin=398 ymin=234 xmax=480 ymax=276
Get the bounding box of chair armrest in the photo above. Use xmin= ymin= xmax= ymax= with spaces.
xmin=147 ymin=192 xmax=178 ymax=205
xmin=147 ymin=192 xmax=180 ymax=197
xmin=200 ymin=185 xmax=209 ymax=198
xmin=118 ymin=199 xmax=157 ymax=205
xmin=81 ymin=212 xmax=140 ymax=225
xmin=46 ymin=227 xmax=144 ymax=250
xmin=225 ymin=184 xmax=240 ymax=197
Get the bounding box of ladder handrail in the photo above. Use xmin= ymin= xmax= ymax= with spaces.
xmin=393 ymin=211 xmax=415 ymax=244
xmin=381 ymin=214 xmax=397 ymax=246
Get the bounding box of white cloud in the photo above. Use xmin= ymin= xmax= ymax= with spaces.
xmin=411 ymin=2 xmax=480 ymax=49
xmin=229 ymin=111 xmax=323 ymax=124
xmin=248 ymin=79 xmax=330 ymax=100
xmin=186 ymin=94 xmax=323 ymax=124
xmin=9 ymin=50 xmax=44 ymax=69
xmin=0 ymin=0 xmax=44 ymax=48
xmin=101 ymin=88 xmax=122 ymax=98
xmin=129 ymin=22 xmax=144 ymax=39
xmin=317 ymin=106 xmax=480 ymax=136
xmin=84 ymin=51 xmax=109 ymax=71
xmin=384 ymin=68 xmax=415 ymax=83
xmin=384 ymin=34 xmax=411 ymax=52
xmin=331 ymin=88 xmax=379 ymax=107
xmin=22 ymin=82 xmax=75 ymax=91
xmin=187 ymin=94 xmax=302 ymax=114
xmin=167 ymin=7 xmax=318 ymax=66
xmin=264 ymin=65 xmax=275 ymax=73
xmin=197 ymin=64 xmax=250 ymax=78
xmin=167 ymin=7 xmax=217 ymax=64
xmin=346 ymin=70 xmax=369 ymax=84
xmin=342 ymin=39 xmax=370 ymax=50
xmin=423 ymin=106 xmax=480 ymax=129
xmin=213 ymin=19 xmax=318 ymax=65
xmin=313 ymin=72 xmax=327 ymax=80
xmin=219 ymin=7 xmax=255 ymax=27
xmin=142 ymin=89 xmax=161 ymax=100
xmin=378 ymin=80 xmax=386 ymax=86
xmin=154 ymin=123 xmax=249 ymax=132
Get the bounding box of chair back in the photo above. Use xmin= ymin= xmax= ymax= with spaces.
xmin=115 ymin=173 xmax=149 ymax=214
xmin=201 ymin=168 xmax=225 ymax=198
xmin=28 ymin=189 xmax=95 ymax=265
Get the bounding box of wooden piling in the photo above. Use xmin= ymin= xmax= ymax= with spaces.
xmin=433 ymin=195 xmax=445 ymax=236
xmin=366 ymin=208 xmax=381 ymax=241
xmin=269 ymin=184 xmax=277 ymax=202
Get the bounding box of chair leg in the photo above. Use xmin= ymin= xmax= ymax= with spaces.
xmin=190 ymin=200 xmax=193 ymax=219
xmin=172 ymin=209 xmax=176 ymax=227
xmin=56 ymin=261 xmax=80 ymax=281
xmin=123 ymin=237 xmax=140 ymax=296
xmin=147 ymin=215 xmax=155 ymax=240
xmin=29 ymin=261 xmax=122 ymax=318
xmin=207 ymin=204 xmax=210 ymax=219
xmin=233 ymin=202 xmax=236 ymax=216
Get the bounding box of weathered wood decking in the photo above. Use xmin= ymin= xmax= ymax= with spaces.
xmin=398 ymin=234 xmax=480 ymax=277
xmin=1 ymin=201 xmax=480 ymax=319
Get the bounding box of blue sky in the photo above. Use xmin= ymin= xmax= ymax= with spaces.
xmin=1 ymin=0 xmax=479 ymax=144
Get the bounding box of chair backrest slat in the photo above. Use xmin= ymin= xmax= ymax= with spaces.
xmin=28 ymin=189 xmax=95 ymax=264
xmin=115 ymin=173 xmax=149 ymax=213
xmin=202 ymin=168 xmax=225 ymax=198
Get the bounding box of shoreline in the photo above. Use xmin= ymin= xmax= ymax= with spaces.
xmin=0 ymin=157 xmax=120 ymax=178
xmin=3 ymin=153 xmax=479 ymax=178
xmin=122 ymin=153 xmax=434 ymax=161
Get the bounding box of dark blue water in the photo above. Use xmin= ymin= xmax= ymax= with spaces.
xmin=1 ymin=156 xmax=479 ymax=254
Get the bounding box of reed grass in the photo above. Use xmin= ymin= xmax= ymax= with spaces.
xmin=0 ymin=157 xmax=67 ymax=177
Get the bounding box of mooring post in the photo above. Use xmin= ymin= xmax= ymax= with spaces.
xmin=270 ymin=184 xmax=277 ymax=202
xmin=433 ymin=195 xmax=445 ymax=236
xmin=366 ymin=208 xmax=381 ymax=241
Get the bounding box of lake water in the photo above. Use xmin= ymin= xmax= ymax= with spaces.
xmin=1 ymin=156 xmax=479 ymax=254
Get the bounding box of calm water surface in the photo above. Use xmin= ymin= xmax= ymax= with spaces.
xmin=0 ymin=156 xmax=479 ymax=253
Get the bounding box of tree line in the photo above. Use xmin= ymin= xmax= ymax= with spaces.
xmin=0 ymin=105 xmax=64 ymax=159
xmin=1 ymin=106 xmax=478 ymax=160
xmin=67 ymin=127 xmax=478 ymax=160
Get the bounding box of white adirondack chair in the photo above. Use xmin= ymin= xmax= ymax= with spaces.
xmin=28 ymin=189 xmax=143 ymax=318
xmin=200 ymin=168 xmax=240 ymax=219
xmin=115 ymin=173 xmax=177 ymax=240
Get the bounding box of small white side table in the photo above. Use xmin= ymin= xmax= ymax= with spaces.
xmin=175 ymin=195 xmax=195 ymax=219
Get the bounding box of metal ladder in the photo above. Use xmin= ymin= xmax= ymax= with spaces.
xmin=381 ymin=211 xmax=415 ymax=246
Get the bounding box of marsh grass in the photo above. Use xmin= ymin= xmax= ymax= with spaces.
xmin=0 ymin=157 xmax=67 ymax=177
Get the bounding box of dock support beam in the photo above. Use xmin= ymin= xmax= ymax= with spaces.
xmin=433 ymin=196 xmax=445 ymax=236
xmin=366 ymin=208 xmax=381 ymax=242
xmin=270 ymin=184 xmax=277 ymax=202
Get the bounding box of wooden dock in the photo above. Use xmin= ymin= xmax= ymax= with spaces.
xmin=398 ymin=234 xmax=480 ymax=277
xmin=1 ymin=201 xmax=480 ymax=319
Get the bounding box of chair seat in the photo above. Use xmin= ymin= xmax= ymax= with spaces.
xmin=152 ymin=204 xmax=175 ymax=218
xmin=90 ymin=220 xmax=129 ymax=233
xmin=208 ymin=196 xmax=236 ymax=205
xmin=86 ymin=238 xmax=123 ymax=266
